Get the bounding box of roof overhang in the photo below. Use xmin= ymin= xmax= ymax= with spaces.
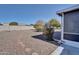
xmin=57 ymin=5 xmax=79 ymax=16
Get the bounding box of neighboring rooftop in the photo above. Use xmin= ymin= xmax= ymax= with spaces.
xmin=57 ymin=5 xmax=79 ymax=16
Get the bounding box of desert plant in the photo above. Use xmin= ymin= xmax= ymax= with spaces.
xmin=49 ymin=19 xmax=60 ymax=29
xmin=0 ymin=23 xmax=3 ymax=26
xmin=30 ymin=24 xmax=34 ymax=26
xmin=34 ymin=20 xmax=44 ymax=32
xmin=43 ymin=23 xmax=54 ymax=41
xmin=9 ymin=22 xmax=18 ymax=26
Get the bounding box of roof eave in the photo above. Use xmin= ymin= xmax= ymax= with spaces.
xmin=56 ymin=5 xmax=79 ymax=16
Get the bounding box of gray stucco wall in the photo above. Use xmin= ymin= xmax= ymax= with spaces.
xmin=64 ymin=10 xmax=79 ymax=33
xmin=64 ymin=10 xmax=79 ymax=42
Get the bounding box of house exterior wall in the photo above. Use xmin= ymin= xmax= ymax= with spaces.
xmin=64 ymin=9 xmax=79 ymax=42
xmin=64 ymin=10 xmax=79 ymax=33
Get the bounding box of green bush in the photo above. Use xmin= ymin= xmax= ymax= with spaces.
xmin=9 ymin=22 xmax=18 ymax=26
xmin=43 ymin=23 xmax=54 ymax=41
xmin=34 ymin=20 xmax=44 ymax=32
xmin=49 ymin=19 xmax=61 ymax=29
xmin=0 ymin=23 xmax=3 ymax=26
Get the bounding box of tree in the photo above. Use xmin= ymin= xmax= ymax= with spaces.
xmin=43 ymin=23 xmax=54 ymax=41
xmin=30 ymin=24 xmax=34 ymax=26
xmin=34 ymin=20 xmax=44 ymax=32
xmin=49 ymin=19 xmax=60 ymax=29
xmin=0 ymin=23 xmax=3 ymax=26
xmin=9 ymin=22 xmax=18 ymax=26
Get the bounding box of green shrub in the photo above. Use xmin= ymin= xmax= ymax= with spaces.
xmin=9 ymin=22 xmax=18 ymax=26
xmin=0 ymin=23 xmax=3 ymax=26
xmin=34 ymin=20 xmax=44 ymax=32
xmin=43 ymin=23 xmax=54 ymax=41
xmin=49 ymin=19 xmax=61 ymax=29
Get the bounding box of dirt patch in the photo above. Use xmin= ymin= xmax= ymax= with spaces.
xmin=0 ymin=30 xmax=58 ymax=55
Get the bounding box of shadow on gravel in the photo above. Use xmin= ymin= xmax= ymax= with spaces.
xmin=32 ymin=34 xmax=46 ymax=41
xmin=32 ymin=34 xmax=59 ymax=45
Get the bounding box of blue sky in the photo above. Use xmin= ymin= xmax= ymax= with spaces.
xmin=0 ymin=4 xmax=75 ymax=25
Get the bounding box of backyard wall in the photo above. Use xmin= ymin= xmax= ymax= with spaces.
xmin=0 ymin=26 xmax=35 ymax=31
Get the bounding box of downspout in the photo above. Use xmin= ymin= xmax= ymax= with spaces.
xmin=58 ymin=13 xmax=64 ymax=44
xmin=61 ymin=13 xmax=64 ymax=41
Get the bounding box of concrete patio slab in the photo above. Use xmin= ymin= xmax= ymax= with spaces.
xmin=51 ymin=46 xmax=64 ymax=55
xmin=61 ymin=40 xmax=79 ymax=55
xmin=61 ymin=44 xmax=79 ymax=55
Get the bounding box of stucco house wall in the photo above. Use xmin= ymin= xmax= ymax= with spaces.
xmin=64 ymin=9 xmax=79 ymax=33
xmin=57 ymin=5 xmax=79 ymax=42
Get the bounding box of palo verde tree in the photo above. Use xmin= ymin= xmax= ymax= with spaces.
xmin=49 ymin=19 xmax=61 ymax=29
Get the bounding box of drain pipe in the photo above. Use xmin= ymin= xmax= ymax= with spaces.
xmin=58 ymin=13 xmax=64 ymax=44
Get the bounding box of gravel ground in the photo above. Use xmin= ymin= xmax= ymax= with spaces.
xmin=0 ymin=30 xmax=58 ymax=55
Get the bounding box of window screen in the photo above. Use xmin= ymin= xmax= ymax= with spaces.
xmin=64 ymin=10 xmax=79 ymax=33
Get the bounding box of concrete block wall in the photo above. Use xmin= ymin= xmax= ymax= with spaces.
xmin=0 ymin=26 xmax=35 ymax=31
